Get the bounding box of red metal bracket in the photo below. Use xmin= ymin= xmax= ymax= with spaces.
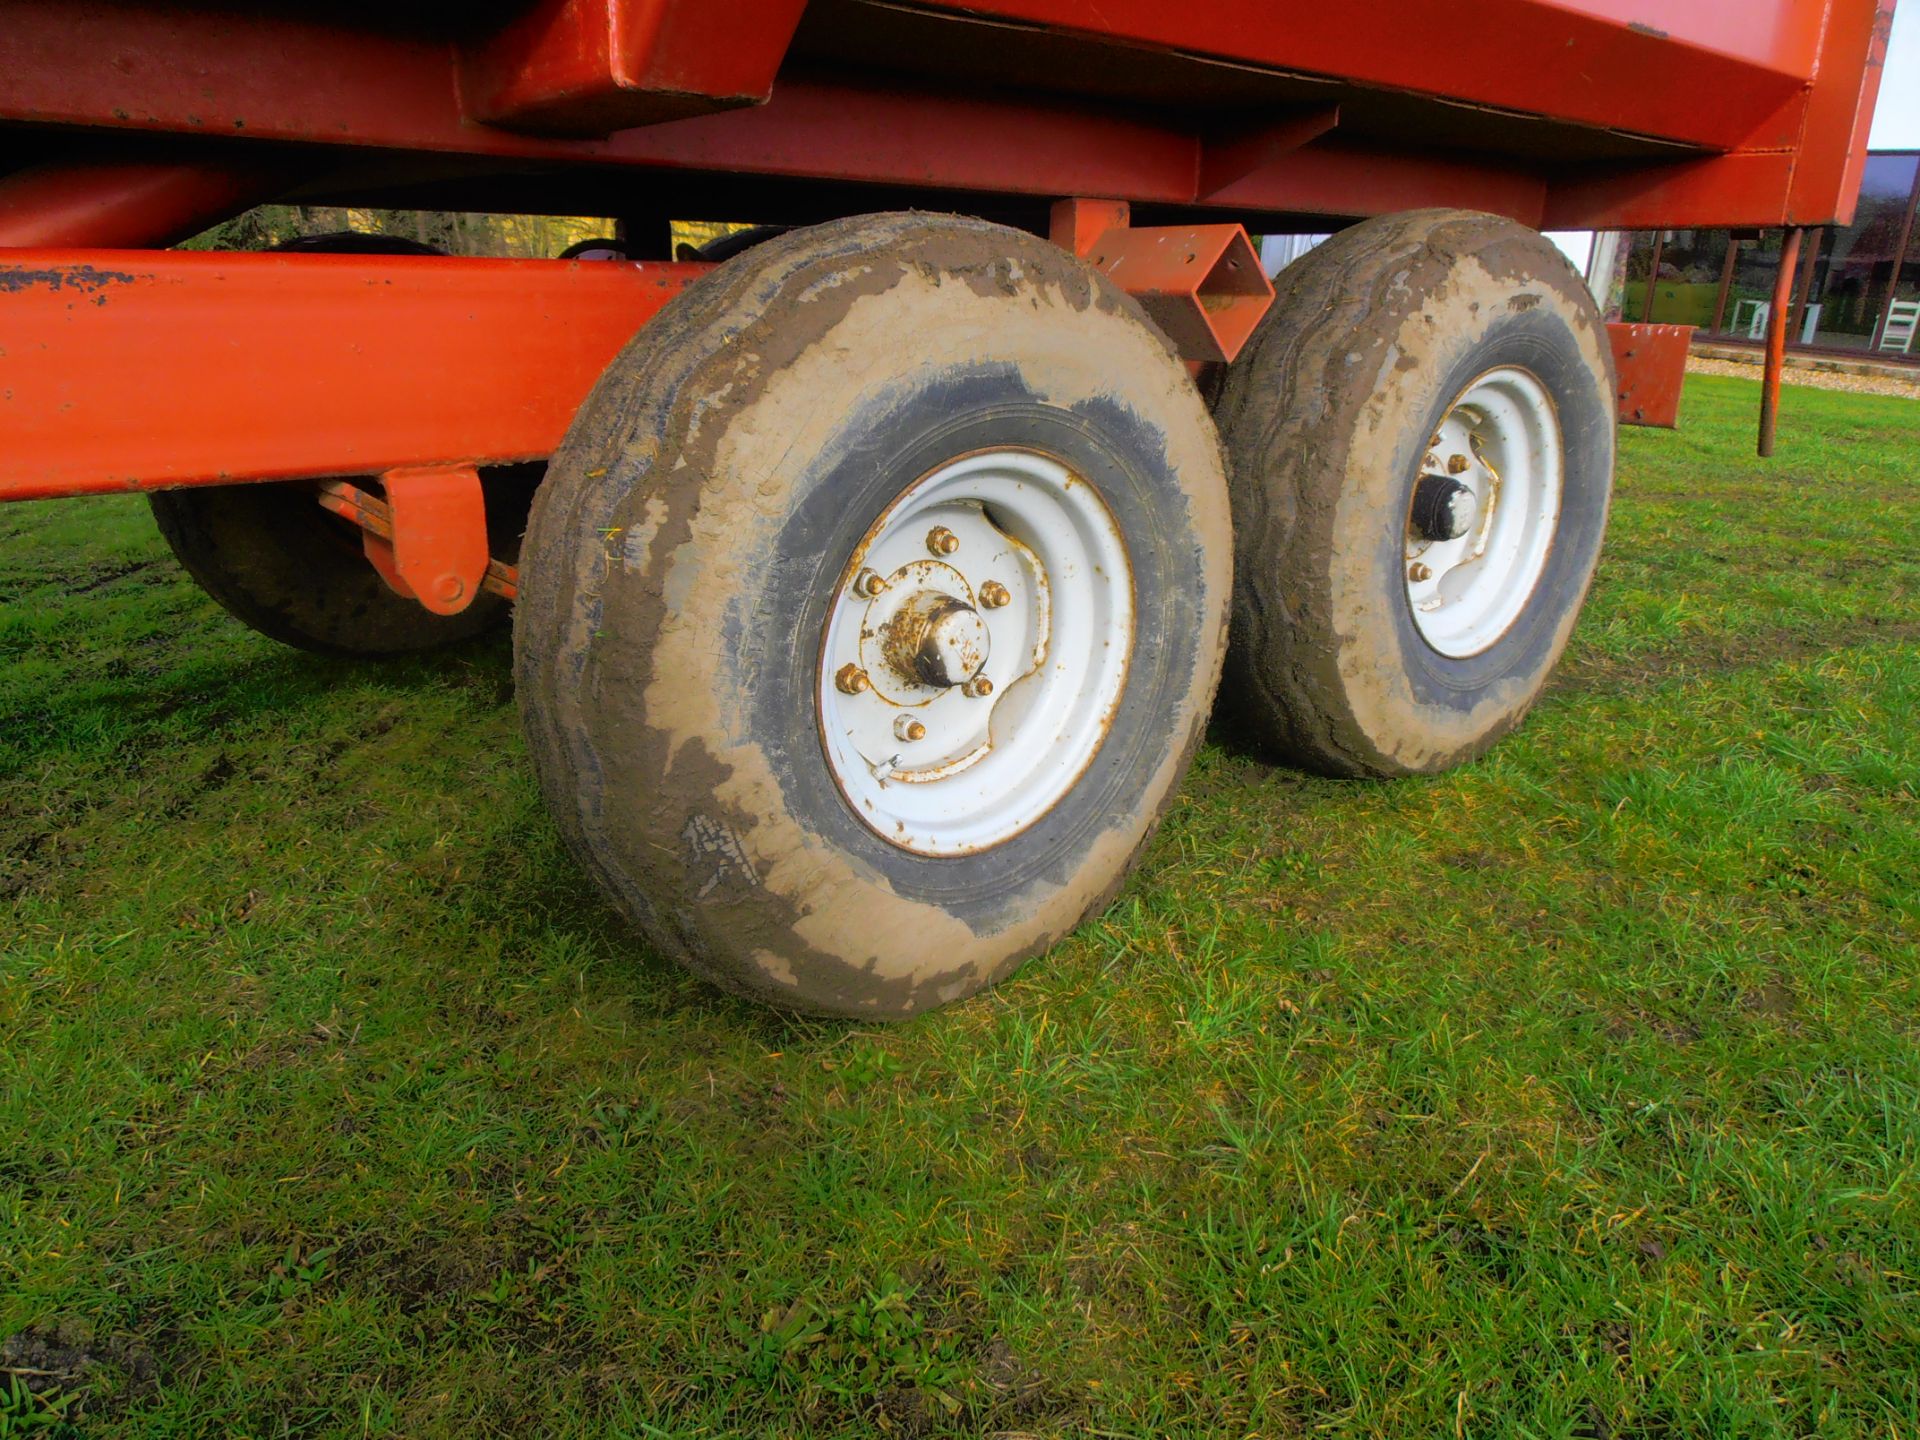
xmin=317 ymin=473 xmax=518 ymax=613
xmin=458 ymin=0 xmax=809 ymax=135
xmin=1049 ymin=198 xmax=1274 ymax=364
xmin=1606 ymin=322 xmax=1694 ymax=430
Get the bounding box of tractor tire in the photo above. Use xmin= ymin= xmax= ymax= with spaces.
xmin=1214 ymin=208 xmax=1614 ymax=777
xmin=515 ymin=212 xmax=1231 ymax=1017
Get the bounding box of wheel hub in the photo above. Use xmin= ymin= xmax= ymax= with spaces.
xmin=818 ymin=448 xmax=1133 ymax=856
xmin=883 ymin=590 xmax=989 ymax=688
xmin=1404 ymin=367 xmax=1563 ymax=658
xmin=1409 ymin=473 xmax=1478 ymax=541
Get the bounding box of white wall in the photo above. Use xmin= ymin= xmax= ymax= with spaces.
xmin=1870 ymin=3 xmax=1920 ymax=149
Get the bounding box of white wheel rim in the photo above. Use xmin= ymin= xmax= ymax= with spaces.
xmin=818 ymin=447 xmax=1133 ymax=856
xmin=1404 ymin=367 xmax=1563 ymax=658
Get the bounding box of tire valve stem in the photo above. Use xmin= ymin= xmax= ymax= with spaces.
xmin=835 ymin=663 xmax=872 ymax=695
xmin=894 ymin=715 xmax=927 ymax=742
xmin=926 ymin=526 xmax=960 ymax=556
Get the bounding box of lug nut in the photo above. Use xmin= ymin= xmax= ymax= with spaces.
xmin=978 ymin=581 xmax=1010 ymax=609
xmin=835 ymin=663 xmax=871 ymax=695
xmin=893 ymin=716 xmax=927 ymax=742
xmin=1408 ymin=562 xmax=1433 ymax=583
xmin=1447 ymin=453 xmax=1470 ymax=475
xmin=926 ymin=526 xmax=960 ymax=556
xmin=962 ymin=675 xmax=993 ymax=699
xmin=853 ymin=568 xmax=888 ymax=598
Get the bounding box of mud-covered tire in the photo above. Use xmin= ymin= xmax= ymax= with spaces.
xmin=1215 ymin=209 xmax=1614 ymax=777
xmin=149 ymin=231 xmax=524 ymax=656
xmin=515 ymin=212 xmax=1231 ymax=1018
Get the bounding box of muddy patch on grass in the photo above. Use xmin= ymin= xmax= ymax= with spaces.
xmin=1 ymin=1319 xmax=158 ymax=1416
xmin=1549 ymin=616 xmax=1920 ymax=698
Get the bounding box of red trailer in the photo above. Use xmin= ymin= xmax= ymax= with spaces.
xmin=0 ymin=0 xmax=1897 ymax=1014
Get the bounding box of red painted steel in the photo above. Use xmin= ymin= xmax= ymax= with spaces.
xmin=0 ymin=250 xmax=710 ymax=500
xmin=1607 ymin=323 xmax=1693 ymax=429
xmin=1079 ymin=225 xmax=1273 ymax=365
xmin=1049 ymin=197 xmax=1131 ymax=258
xmin=0 ymin=0 xmax=1892 ymax=230
xmin=360 ymin=466 xmax=493 ymax=616
xmin=316 ymin=481 xmax=520 ymax=600
xmin=459 ymin=0 xmax=808 ymax=134
xmin=913 ymin=0 xmax=1821 ymax=151
xmin=1049 ymin=200 xmax=1274 ymax=363
xmin=1758 ymin=228 xmax=1806 ymax=457
xmin=0 ymin=158 xmax=282 ymax=247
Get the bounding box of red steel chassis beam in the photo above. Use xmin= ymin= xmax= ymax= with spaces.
xmin=0 ymin=211 xmax=1271 ymax=504
xmin=0 ymin=0 xmax=1895 ymax=229
xmin=0 ymin=250 xmax=710 ymax=500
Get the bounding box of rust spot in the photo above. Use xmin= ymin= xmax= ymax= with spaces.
xmin=0 ymin=264 xmax=137 ymax=297
xmin=1627 ymin=20 xmax=1669 ymax=38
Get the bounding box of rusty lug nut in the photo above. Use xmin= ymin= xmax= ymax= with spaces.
xmin=1423 ymin=452 xmax=1441 ymax=472
xmin=853 ymin=568 xmax=888 ymax=598
xmin=1408 ymin=562 xmax=1433 ymax=583
xmin=835 ymin=663 xmax=871 ymax=695
xmin=893 ymin=715 xmax=927 ymax=742
xmin=926 ymin=526 xmax=960 ymax=556
xmin=1447 ymin=453 xmax=1471 ymax=475
xmin=978 ymin=580 xmax=1011 ymax=609
xmin=962 ymin=675 xmax=993 ymax=699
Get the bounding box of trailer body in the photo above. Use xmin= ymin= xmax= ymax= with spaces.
xmin=0 ymin=0 xmax=1897 ymax=501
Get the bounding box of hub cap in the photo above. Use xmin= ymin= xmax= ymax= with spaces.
xmin=1405 ymin=367 xmax=1563 ymax=658
xmin=819 ymin=448 xmax=1133 ymax=856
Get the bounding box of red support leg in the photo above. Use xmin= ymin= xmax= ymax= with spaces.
xmin=1758 ymin=227 xmax=1804 ymax=458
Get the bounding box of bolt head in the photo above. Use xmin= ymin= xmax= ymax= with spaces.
xmin=1408 ymin=562 xmax=1433 ymax=583
xmin=433 ymin=574 xmax=466 ymax=604
xmin=978 ymin=580 xmax=1011 ymax=609
xmin=835 ymin=663 xmax=871 ymax=695
xmin=962 ymin=675 xmax=994 ymax=699
xmin=893 ymin=715 xmax=927 ymax=742
xmin=1447 ymin=452 xmax=1471 ymax=475
xmin=926 ymin=526 xmax=960 ymax=556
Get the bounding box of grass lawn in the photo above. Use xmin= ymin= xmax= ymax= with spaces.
xmin=2 ymin=374 xmax=1917 ymax=1438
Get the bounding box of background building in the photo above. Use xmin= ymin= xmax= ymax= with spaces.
xmin=1621 ymin=149 xmax=1920 ymax=363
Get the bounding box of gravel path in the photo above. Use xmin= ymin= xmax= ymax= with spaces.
xmin=1686 ymin=355 xmax=1920 ymax=399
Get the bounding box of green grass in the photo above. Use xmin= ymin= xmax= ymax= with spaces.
xmin=2 ymin=374 xmax=1917 ymax=1437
